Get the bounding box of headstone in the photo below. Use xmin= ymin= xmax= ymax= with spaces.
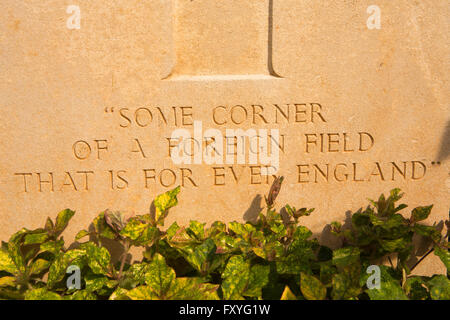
xmin=0 ymin=1 xmax=448 ymax=274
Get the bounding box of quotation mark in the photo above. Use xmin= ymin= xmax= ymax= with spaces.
xmin=66 ymin=5 xmax=81 ymax=30
xmin=367 ymin=5 xmax=381 ymax=30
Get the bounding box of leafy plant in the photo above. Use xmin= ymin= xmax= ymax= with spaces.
xmin=0 ymin=181 xmax=448 ymax=300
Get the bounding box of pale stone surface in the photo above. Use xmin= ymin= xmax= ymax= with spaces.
xmin=0 ymin=1 xmax=448 ymax=274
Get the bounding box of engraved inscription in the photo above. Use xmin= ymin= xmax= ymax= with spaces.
xmin=10 ymin=102 xmax=434 ymax=194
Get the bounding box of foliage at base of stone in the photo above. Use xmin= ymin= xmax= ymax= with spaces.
xmin=0 ymin=185 xmax=448 ymax=300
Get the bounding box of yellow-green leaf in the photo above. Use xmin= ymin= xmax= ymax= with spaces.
xmin=144 ymin=254 xmax=176 ymax=298
xmin=47 ymin=249 xmax=86 ymax=287
xmin=366 ymin=266 xmax=408 ymax=300
xmin=24 ymin=232 xmax=49 ymax=245
xmin=0 ymin=276 xmax=16 ymax=288
xmin=81 ymin=243 xmax=111 ymax=275
xmin=428 ymin=275 xmax=450 ymax=300
xmin=75 ymin=230 xmax=90 ymax=241
xmin=281 ymin=286 xmax=298 ymax=300
xmin=154 ymin=186 xmax=180 ymax=226
xmin=300 ymin=273 xmax=326 ymax=300
xmin=127 ymin=286 xmax=158 ymax=300
xmin=54 ymin=209 xmax=75 ymax=235
xmin=25 ymin=288 xmax=62 ymax=300
xmin=332 ymin=272 xmax=361 ymax=300
xmin=244 ymin=264 xmax=270 ymax=298
xmin=167 ymin=278 xmax=219 ymax=300
xmin=29 ymin=259 xmax=51 ymax=275
xmin=434 ymin=247 xmax=450 ymax=272
xmin=411 ymin=205 xmax=433 ymax=222
xmin=120 ymin=218 xmax=148 ymax=240
xmin=0 ymin=249 xmax=18 ymax=275
xmin=109 ymin=287 xmax=130 ymax=300
xmin=70 ymin=290 xmax=97 ymax=300
xmin=93 ymin=212 xmax=116 ymax=240
xmin=221 ymin=255 xmax=250 ymax=300
xmin=332 ymin=247 xmax=360 ymax=269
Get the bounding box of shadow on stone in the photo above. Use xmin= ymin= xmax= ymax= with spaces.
xmin=317 ymin=210 xmax=353 ymax=249
xmin=243 ymin=194 xmax=263 ymax=223
xmin=436 ymin=120 xmax=450 ymax=162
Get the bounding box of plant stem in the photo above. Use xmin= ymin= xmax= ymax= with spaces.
xmin=118 ymin=241 xmax=131 ymax=280
xmin=388 ymin=256 xmax=395 ymax=269
xmin=409 ymin=248 xmax=434 ymax=273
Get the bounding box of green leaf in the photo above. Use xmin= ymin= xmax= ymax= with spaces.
xmin=169 ymin=226 xmax=195 ymax=246
xmin=25 ymin=288 xmax=62 ymax=300
xmin=319 ymin=261 xmax=335 ymax=285
xmin=75 ymin=230 xmax=90 ymax=241
xmin=84 ymin=273 xmax=108 ymax=292
xmin=269 ymin=221 xmax=287 ymax=238
xmin=434 ymin=247 xmax=450 ymax=271
xmin=0 ymin=288 xmax=23 ymax=300
xmin=0 ymin=249 xmax=18 ymax=275
xmin=120 ymin=218 xmax=159 ymax=246
xmin=93 ymin=212 xmax=116 ymax=240
xmin=207 ymin=221 xmax=227 ymax=237
xmin=24 ymin=231 xmax=49 ymax=245
xmin=144 ymin=254 xmax=176 ymax=298
xmin=54 ymin=209 xmax=75 ymax=236
xmin=379 ymin=238 xmax=410 ymax=252
xmin=332 ymin=271 xmax=361 ymax=300
xmin=7 ymin=229 xmax=28 ymax=273
xmin=414 ymin=224 xmax=441 ymax=242
xmin=40 ymin=240 xmax=64 ymax=255
xmin=126 ymin=262 xmax=150 ymax=286
xmin=135 ymin=226 xmax=159 ymax=246
xmin=352 ymin=213 xmax=371 ymax=229
xmin=300 ymin=273 xmax=326 ymax=300
xmin=70 ymin=290 xmax=97 ymax=300
xmin=127 ymin=286 xmax=157 ymax=300
xmin=404 ymin=277 xmax=429 ymax=300
xmin=29 ymin=259 xmax=51 ymax=276
xmin=0 ymin=276 xmax=16 ymax=287
xmin=120 ymin=218 xmax=148 ymax=240
xmin=154 ymin=186 xmax=180 ymax=226
xmin=221 ymin=255 xmax=250 ymax=300
xmin=228 ymin=222 xmax=255 ymax=239
xmin=411 ymin=205 xmax=433 ymax=222
xmin=427 ymin=275 xmax=450 ymax=300
xmin=81 ymin=243 xmax=111 ymax=275
xmin=166 ymin=222 xmax=180 ymax=240
xmin=104 ymin=210 xmax=127 ymax=233
xmin=187 ymin=221 xmax=206 ymax=240
xmin=109 ymin=287 xmax=130 ymax=300
xmin=244 ymin=264 xmax=270 ymax=298
xmin=23 ymin=246 xmax=40 ymax=263
xmin=184 ymin=239 xmax=217 ymax=274
xmin=332 ymin=247 xmax=360 ymax=269
xmin=44 ymin=217 xmax=54 ymax=233
xmin=276 ymin=240 xmax=315 ymax=275
xmin=366 ymin=266 xmax=408 ymax=300
xmin=47 ymin=249 xmax=86 ymax=287
xmin=167 ymin=278 xmax=219 ymax=300
xmin=292 ymin=225 xmax=313 ymax=241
